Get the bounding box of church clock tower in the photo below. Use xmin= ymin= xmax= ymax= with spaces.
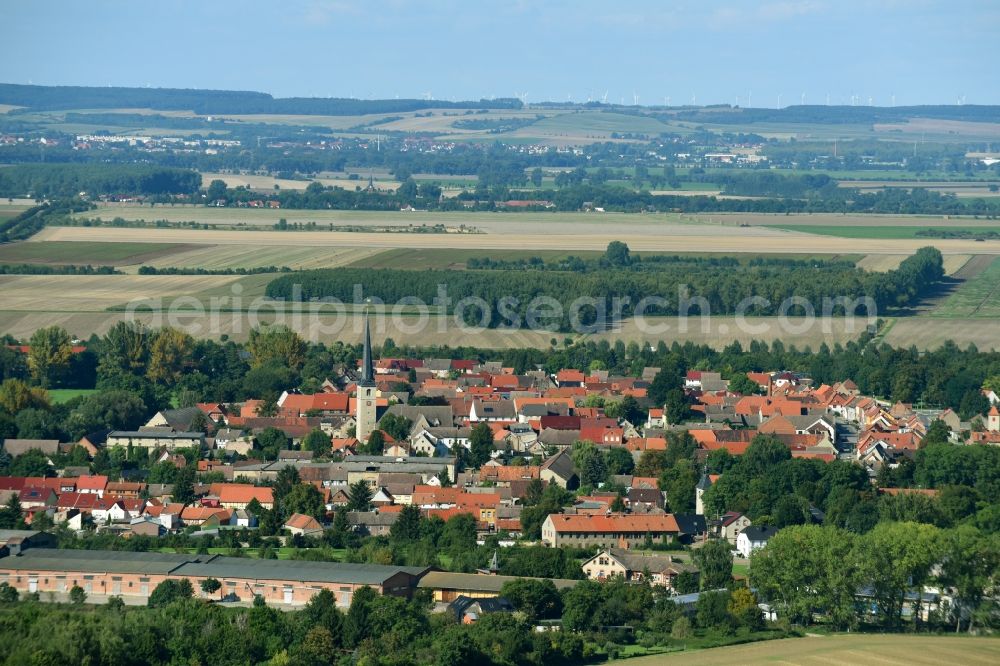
xmin=355 ymin=316 xmax=377 ymax=443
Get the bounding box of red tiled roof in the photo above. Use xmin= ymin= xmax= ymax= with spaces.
xmin=215 ymin=484 xmax=274 ymax=505
xmin=547 ymin=513 xmax=680 ymax=534
xmin=285 ymin=512 xmax=323 ymax=530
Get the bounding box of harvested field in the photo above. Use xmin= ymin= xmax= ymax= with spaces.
xmin=625 ymin=634 xmax=1000 ymax=666
xmin=140 ymin=245 xmax=385 ymax=270
xmin=589 ymin=315 xmax=871 ymax=349
xmin=0 ymin=241 xmax=190 ymax=265
xmin=882 ymin=317 xmax=1000 ymax=350
xmin=34 ymin=225 xmax=1000 ymax=256
xmin=0 ymin=274 xmax=242 ymax=311
xmin=874 ymin=117 xmax=1000 ymax=139
xmin=200 ymin=172 xmax=399 ymax=192
xmin=74 ymin=206 xmax=996 ymax=233
xmin=857 ymin=254 xmax=972 ymax=274
xmin=0 ymin=310 xmax=870 ymax=349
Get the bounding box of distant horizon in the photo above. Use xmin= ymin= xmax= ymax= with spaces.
xmin=2 ymin=81 xmax=997 ymax=111
xmin=3 ymin=1 xmax=998 ymax=108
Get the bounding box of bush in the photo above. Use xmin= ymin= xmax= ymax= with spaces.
xmin=68 ymin=585 xmax=87 ymax=605
xmin=0 ymin=582 xmax=18 ymax=603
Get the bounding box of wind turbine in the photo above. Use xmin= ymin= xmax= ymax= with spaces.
xmin=633 ymin=91 xmax=639 ymax=106
xmin=602 ymin=90 xmax=609 ymax=104
xmin=777 ymin=93 xmax=782 ymax=108
xmin=801 ymin=92 xmax=806 ymax=105
xmin=747 ymin=90 xmax=752 ymax=108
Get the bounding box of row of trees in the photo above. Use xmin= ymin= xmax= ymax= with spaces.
xmin=267 ymin=247 xmax=944 ymax=330
xmin=752 ymin=522 xmax=999 ymax=632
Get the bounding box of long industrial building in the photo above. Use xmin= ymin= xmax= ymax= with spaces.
xmin=0 ymin=549 xmax=428 ymax=607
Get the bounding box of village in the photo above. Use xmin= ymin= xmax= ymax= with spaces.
xmin=2 ymin=320 xmax=997 ymax=623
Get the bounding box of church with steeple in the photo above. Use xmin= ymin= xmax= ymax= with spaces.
xmin=355 ymin=316 xmax=377 ymax=442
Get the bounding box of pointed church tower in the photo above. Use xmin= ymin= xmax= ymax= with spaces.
xmin=356 ymin=316 xmax=377 ymax=443
xmin=696 ymin=471 xmax=712 ymax=516
xmin=989 ymin=405 xmax=1000 ymax=433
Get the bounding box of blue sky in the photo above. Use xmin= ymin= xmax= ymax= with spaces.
xmin=3 ymin=0 xmax=998 ymax=106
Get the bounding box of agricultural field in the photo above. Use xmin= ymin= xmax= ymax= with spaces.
xmin=139 ymin=244 xmax=385 ymax=271
xmin=882 ymin=317 xmax=1000 ymax=350
xmin=764 ymin=224 xmax=1000 ymax=240
xmin=35 ymin=222 xmax=1000 ymax=255
xmin=0 ymin=241 xmax=189 ymax=265
xmin=857 ymin=253 xmax=971 ymax=274
xmin=589 ymin=315 xmax=872 ymax=349
xmin=506 ymin=111 xmax=676 ymax=142
xmin=72 ymin=205 xmax=997 ymax=232
xmin=199 ymin=172 xmax=400 ymax=192
xmin=349 ymin=247 xmax=608 ymax=270
xmin=626 ymin=634 xmax=1000 ymax=666
xmin=0 ymin=309 xmax=877 ymax=349
xmin=0 ymin=274 xmax=244 ymax=312
xmin=929 ymin=257 xmax=1000 ymax=317
xmin=839 ymin=180 xmax=1000 ymax=198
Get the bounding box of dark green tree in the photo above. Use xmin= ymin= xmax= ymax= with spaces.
xmin=692 ymin=539 xmax=733 ymax=590
xmin=469 ymin=422 xmax=494 ymax=468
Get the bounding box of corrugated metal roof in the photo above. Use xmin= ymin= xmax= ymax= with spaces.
xmin=172 ymin=556 xmax=428 ymax=585
xmin=417 ymin=571 xmax=580 ymax=592
xmin=2 ymin=550 xmax=429 ymax=586
xmin=1 ymin=549 xmax=207 ymax=575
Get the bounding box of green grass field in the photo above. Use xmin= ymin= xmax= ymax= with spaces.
xmin=0 ymin=241 xmax=187 ymax=265
xmin=765 ymin=224 xmax=1000 ymax=239
xmin=624 ymin=633 xmax=1000 ymax=665
xmin=47 ymin=388 xmax=99 ymax=404
xmin=931 ymin=257 xmax=1000 ymax=317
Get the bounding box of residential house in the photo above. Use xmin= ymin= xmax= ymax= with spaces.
xmin=541 ymin=514 xmax=681 ymax=548
xmin=540 ymin=449 xmax=578 ymax=490
xmin=448 ymin=595 xmax=516 ymax=624
xmin=215 ymin=484 xmax=274 ymax=510
xmin=736 ymin=526 xmax=779 ymax=558
xmin=718 ymin=511 xmax=751 ymax=544
xmin=106 ymin=429 xmax=204 ymax=450
xmin=284 ymin=513 xmax=324 ymax=537
xmin=581 ymin=548 xmax=699 ymax=592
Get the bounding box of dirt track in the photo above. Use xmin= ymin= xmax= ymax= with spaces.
xmin=33 ymin=226 xmax=1000 ymax=255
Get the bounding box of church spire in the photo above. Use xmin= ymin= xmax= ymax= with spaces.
xmin=361 ymin=313 xmax=374 ymax=385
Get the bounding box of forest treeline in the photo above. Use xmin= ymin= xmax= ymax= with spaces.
xmin=0 ymin=164 xmax=201 ymax=198
xmin=0 ymin=83 xmax=523 ymax=115
xmin=0 ymin=200 xmax=92 ymax=243
xmin=266 ymin=247 xmax=944 ymax=330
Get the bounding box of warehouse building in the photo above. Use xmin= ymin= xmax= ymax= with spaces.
xmin=417 ymin=570 xmax=580 ymax=603
xmin=0 ymin=549 xmax=427 ymax=607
